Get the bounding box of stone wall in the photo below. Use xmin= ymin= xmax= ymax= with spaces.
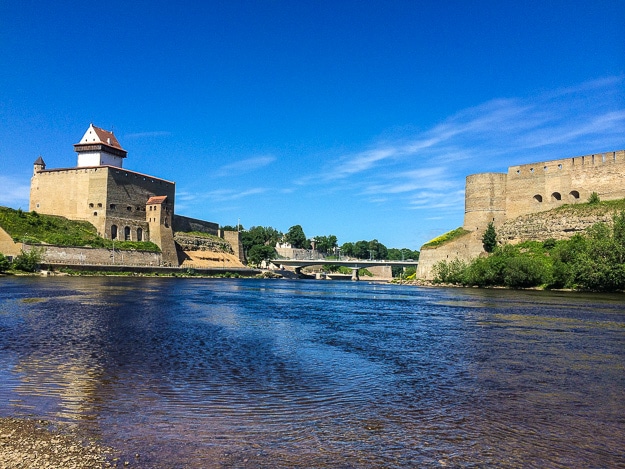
xmin=505 ymin=150 xmax=625 ymax=220
xmin=416 ymin=231 xmax=483 ymax=280
xmin=30 ymin=166 xmax=175 ymax=240
xmin=221 ymin=230 xmax=244 ymax=263
xmin=173 ymin=215 xmax=219 ymax=236
xmin=418 ymin=149 xmax=625 ymax=279
xmin=23 ymin=244 xmax=162 ymax=266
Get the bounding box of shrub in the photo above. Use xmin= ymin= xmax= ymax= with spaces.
xmin=0 ymin=253 xmax=10 ymax=272
xmin=12 ymin=249 xmax=42 ymax=272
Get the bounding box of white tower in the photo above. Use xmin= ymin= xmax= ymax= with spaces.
xmin=73 ymin=124 xmax=127 ymax=168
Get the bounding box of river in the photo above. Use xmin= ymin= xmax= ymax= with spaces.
xmin=0 ymin=277 xmax=624 ymax=468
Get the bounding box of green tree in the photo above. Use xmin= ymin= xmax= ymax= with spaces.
xmin=340 ymin=242 xmax=354 ymax=257
xmin=368 ymin=239 xmax=388 ymax=260
xmin=0 ymin=253 xmax=10 ymax=272
xmin=241 ymin=226 xmax=282 ymax=253
xmin=353 ymin=240 xmax=370 ymax=259
xmin=12 ymin=249 xmax=42 ymax=272
xmin=247 ymin=245 xmax=276 ymax=266
xmin=482 ymin=222 xmax=497 ymax=253
xmin=285 ymin=225 xmax=309 ymax=249
xmin=314 ymin=235 xmax=338 ymax=254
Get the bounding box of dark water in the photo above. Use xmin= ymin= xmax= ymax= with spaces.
xmin=1 ymin=277 xmax=624 ymax=468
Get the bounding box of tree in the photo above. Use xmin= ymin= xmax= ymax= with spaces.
xmin=12 ymin=249 xmax=42 ymax=272
xmin=247 ymin=245 xmax=276 ymax=266
xmin=482 ymin=222 xmax=497 ymax=253
xmin=241 ymin=226 xmax=282 ymax=252
xmin=0 ymin=253 xmax=10 ymax=272
xmin=314 ymin=235 xmax=338 ymax=254
xmin=285 ymin=225 xmax=309 ymax=249
xmin=368 ymin=239 xmax=388 ymax=260
xmin=340 ymin=242 xmax=354 ymax=258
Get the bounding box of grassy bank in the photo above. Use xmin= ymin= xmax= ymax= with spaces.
xmin=0 ymin=206 xmax=160 ymax=252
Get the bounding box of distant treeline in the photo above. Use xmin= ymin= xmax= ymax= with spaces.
xmin=222 ymin=223 xmax=419 ymax=268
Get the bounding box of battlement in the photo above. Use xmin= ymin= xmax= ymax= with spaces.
xmin=464 ymin=149 xmax=625 ymax=230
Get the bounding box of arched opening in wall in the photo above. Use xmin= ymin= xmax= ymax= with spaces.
xmin=111 ymin=225 xmax=118 ymax=240
xmin=137 ymin=228 xmax=143 ymax=242
xmin=569 ymin=190 xmax=580 ymax=201
xmin=124 ymin=226 xmax=131 ymax=241
xmin=551 ymin=192 xmax=561 ymax=201
xmin=533 ymin=194 xmax=543 ymax=203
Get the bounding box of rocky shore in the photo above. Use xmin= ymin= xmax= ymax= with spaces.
xmin=0 ymin=418 xmax=114 ymax=469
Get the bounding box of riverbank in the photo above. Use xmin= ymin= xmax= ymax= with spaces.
xmin=0 ymin=418 xmax=115 ymax=469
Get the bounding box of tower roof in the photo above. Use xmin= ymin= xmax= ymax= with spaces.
xmin=74 ymin=123 xmax=127 ymax=158
xmin=34 ymin=156 xmax=45 ymax=165
xmin=147 ymin=195 xmax=168 ymax=205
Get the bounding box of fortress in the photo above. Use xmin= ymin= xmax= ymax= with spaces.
xmin=417 ymin=149 xmax=625 ymax=279
xmin=24 ymin=124 xmax=242 ymax=267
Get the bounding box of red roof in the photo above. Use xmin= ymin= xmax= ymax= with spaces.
xmin=91 ymin=125 xmax=124 ymax=151
xmin=147 ymin=196 xmax=168 ymax=205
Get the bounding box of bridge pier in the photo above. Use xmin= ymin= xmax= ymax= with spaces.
xmin=351 ymin=267 xmax=359 ymax=281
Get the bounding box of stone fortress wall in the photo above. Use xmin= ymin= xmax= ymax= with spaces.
xmin=24 ymin=124 xmax=244 ymax=268
xmin=417 ymin=149 xmax=625 ymax=279
xmin=30 ymin=166 xmax=176 ymax=242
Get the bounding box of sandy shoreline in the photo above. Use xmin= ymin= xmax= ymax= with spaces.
xmin=0 ymin=418 xmax=117 ymax=469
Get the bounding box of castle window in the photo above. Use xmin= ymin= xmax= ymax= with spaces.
xmin=127 ymin=206 xmax=132 ymax=211
xmin=570 ymin=190 xmax=580 ymax=200
xmin=89 ymin=203 xmax=94 ymax=208
xmin=111 ymin=225 xmax=118 ymax=240
xmin=93 ymin=211 xmax=98 ymax=216
xmin=97 ymin=203 xmax=102 ymax=208
xmin=558 ymin=164 xmax=563 ymax=169
xmin=551 ymin=192 xmax=561 ymax=201
xmin=110 ymin=204 xmax=116 ymax=210
xmin=534 ymin=194 xmax=543 ymax=203
xmin=137 ymin=228 xmax=143 ymax=242
xmin=543 ymin=166 xmax=547 ymax=171
xmin=516 ymin=169 xmax=520 ymax=174
xmin=124 ymin=226 xmax=131 ymax=241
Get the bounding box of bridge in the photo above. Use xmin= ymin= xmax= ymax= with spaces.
xmin=272 ymin=259 xmax=419 ymax=281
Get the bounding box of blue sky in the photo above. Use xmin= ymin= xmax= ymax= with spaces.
xmin=1 ymin=1 xmax=624 ymax=249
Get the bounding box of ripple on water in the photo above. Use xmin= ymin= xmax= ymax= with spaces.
xmin=0 ymin=278 xmax=624 ymax=468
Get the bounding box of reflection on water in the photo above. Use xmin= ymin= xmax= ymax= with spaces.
xmin=1 ymin=277 xmax=624 ymax=468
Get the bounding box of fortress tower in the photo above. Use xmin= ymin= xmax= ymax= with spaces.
xmin=74 ymin=124 xmax=127 ymax=168
xmin=30 ymin=124 xmax=177 ymax=264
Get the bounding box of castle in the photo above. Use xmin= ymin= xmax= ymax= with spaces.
xmin=417 ymin=149 xmax=625 ymax=279
xmin=27 ymin=124 xmax=241 ymax=267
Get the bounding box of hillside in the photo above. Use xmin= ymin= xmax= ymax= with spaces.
xmin=498 ymin=198 xmax=625 ymax=243
xmin=0 ymin=206 xmax=160 ymax=252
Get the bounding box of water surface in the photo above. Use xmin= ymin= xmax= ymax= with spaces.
xmin=0 ymin=277 xmax=624 ymax=468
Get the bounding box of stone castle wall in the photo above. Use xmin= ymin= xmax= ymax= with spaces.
xmin=504 ymin=150 xmax=625 ymax=220
xmin=418 ymin=149 xmax=625 ymax=280
xmin=30 ymin=166 xmax=176 ymax=241
xmin=172 ymin=215 xmax=219 ymax=236
xmin=23 ymin=243 xmax=162 ymax=266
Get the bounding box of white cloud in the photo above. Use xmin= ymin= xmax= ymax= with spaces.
xmin=0 ymin=176 xmax=30 ymax=208
xmin=215 ymin=156 xmax=276 ymax=177
xmin=124 ymin=131 xmax=172 ymax=139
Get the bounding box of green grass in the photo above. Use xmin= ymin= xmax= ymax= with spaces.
xmin=177 ymin=231 xmax=222 ymax=240
xmin=0 ymin=206 xmax=160 ymax=252
xmin=552 ymin=197 xmax=625 ymax=216
xmin=421 ymin=227 xmax=471 ymax=249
